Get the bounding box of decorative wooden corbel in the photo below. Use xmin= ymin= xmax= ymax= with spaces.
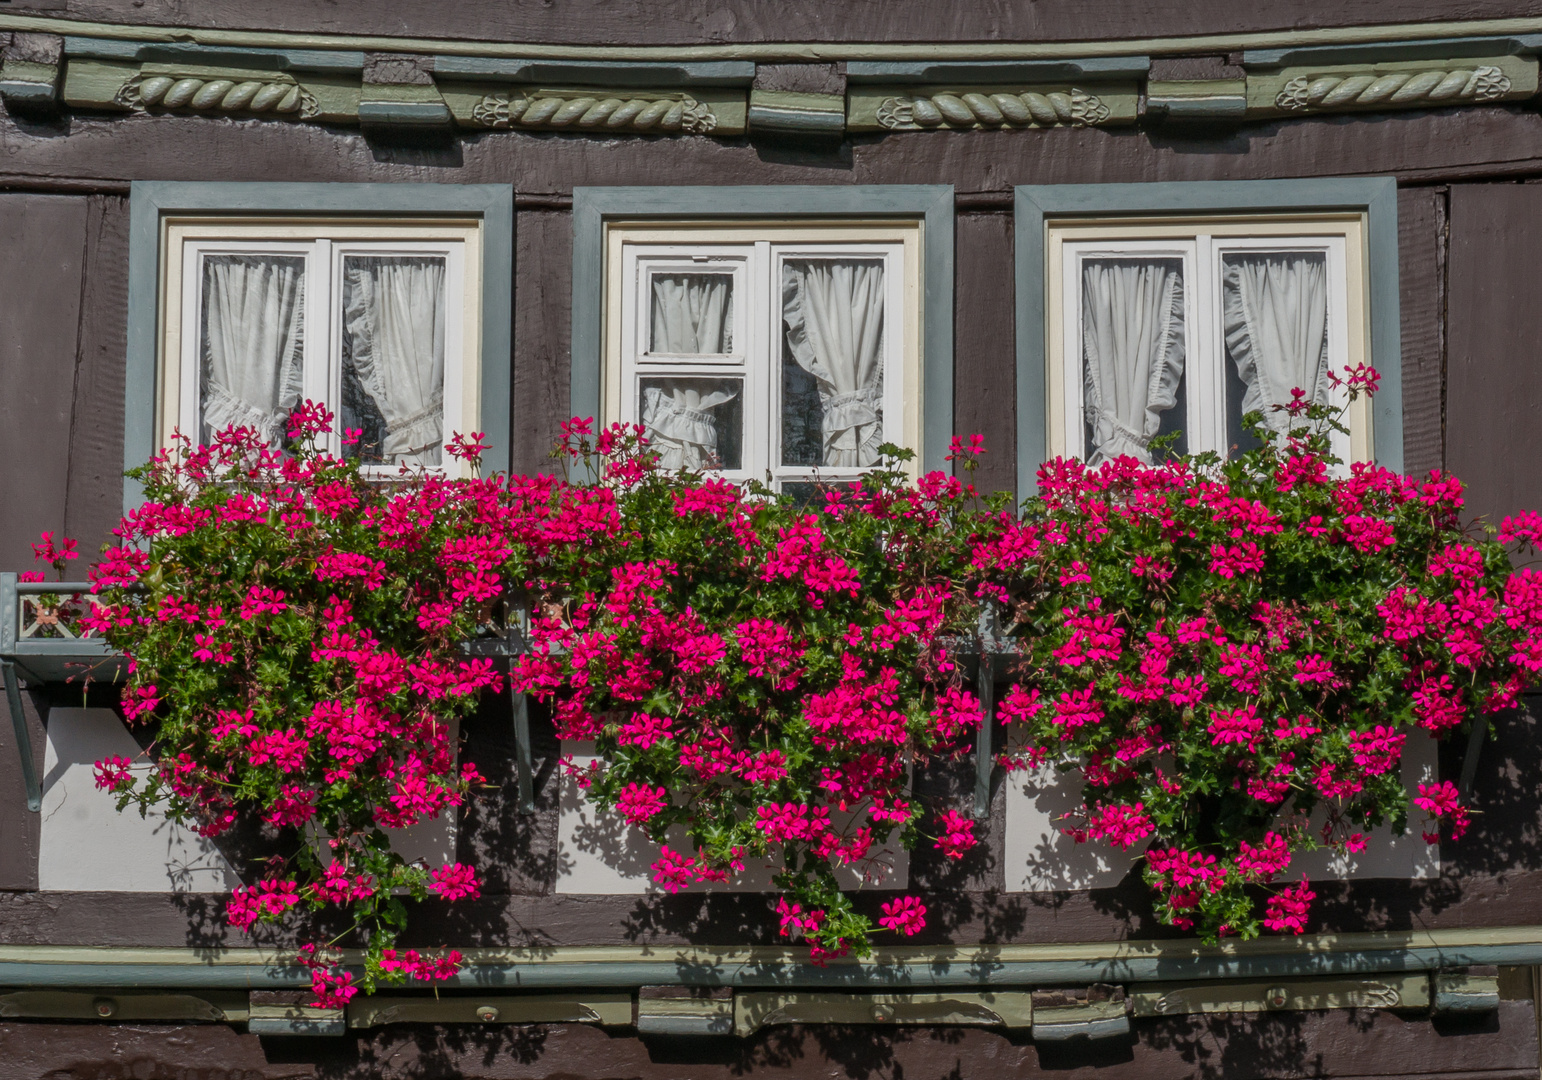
xmin=0 ymin=32 xmax=63 ymax=113
xmin=359 ymin=52 xmax=452 ymax=132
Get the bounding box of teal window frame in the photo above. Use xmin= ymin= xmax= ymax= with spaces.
xmin=1014 ymin=178 xmax=1401 ymax=492
xmin=125 ymin=181 xmax=514 ymax=508
xmin=571 ymin=185 xmax=955 ymax=474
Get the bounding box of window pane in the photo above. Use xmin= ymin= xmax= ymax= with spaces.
xmin=780 ymin=479 xmax=869 ymax=508
xmin=781 ymin=258 xmax=886 ymax=468
xmin=639 ymin=376 xmax=743 ymax=471
xmin=199 ymin=254 xmax=306 ymax=447
xmin=650 ymin=272 xmax=734 ymax=355
xmin=340 ymin=255 xmax=447 ymax=467
xmin=1080 ymin=257 xmax=1186 ymax=465
xmin=1221 ymin=250 xmax=1329 ymax=455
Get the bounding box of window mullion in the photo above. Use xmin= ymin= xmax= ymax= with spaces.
xmin=755 ymin=240 xmax=774 ymax=487
xmin=1193 ymin=235 xmax=1226 ymax=459
xmin=882 ymin=247 xmax=903 ymax=457
xmin=299 ymin=238 xmax=333 ymax=452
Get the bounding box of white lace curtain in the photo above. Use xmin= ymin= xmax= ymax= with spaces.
xmin=1222 ymin=252 xmax=1330 ymax=436
xmin=651 ymin=274 xmax=732 ymax=354
xmin=641 ymin=380 xmax=737 ymax=470
xmin=199 ymin=255 xmax=306 ymax=445
xmin=1080 ymin=259 xmax=1186 ymax=464
xmin=781 ymin=260 xmax=886 ymax=468
xmin=342 ymin=256 xmax=447 ymax=466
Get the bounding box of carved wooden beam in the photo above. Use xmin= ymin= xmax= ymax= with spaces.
xmin=118 ymin=73 xmax=315 ymax=116
xmin=63 ymin=58 xmax=361 ymax=123
xmin=1245 ymin=55 xmax=1538 ymax=117
xmin=440 ymin=84 xmax=746 ymax=135
xmin=848 ymin=83 xmax=1138 ymax=132
xmin=1276 ymin=66 xmax=1510 ymax=110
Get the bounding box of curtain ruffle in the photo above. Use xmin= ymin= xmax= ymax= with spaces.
xmin=641 ymin=383 xmax=736 ymax=470
xmin=821 ymin=387 xmax=884 ymax=467
xmin=201 ymin=383 xmax=288 ymax=445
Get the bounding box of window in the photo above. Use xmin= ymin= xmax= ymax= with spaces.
xmin=605 ymin=222 xmax=920 ymax=491
xmin=161 ymin=220 xmax=479 ymax=471
xmin=1014 ymin=180 xmax=1402 ymax=490
xmin=126 ymin=183 xmax=513 ymax=498
xmin=571 ymin=185 xmax=955 ymax=481
xmin=1047 ymin=216 xmax=1370 ymax=467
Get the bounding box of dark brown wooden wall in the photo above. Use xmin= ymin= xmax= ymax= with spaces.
xmin=7 ymin=95 xmax=1542 ymax=929
xmin=1447 ymin=183 xmax=1542 ymax=525
xmin=0 ymin=192 xmax=127 ymax=574
xmin=6 ymin=42 xmax=1542 ymax=1080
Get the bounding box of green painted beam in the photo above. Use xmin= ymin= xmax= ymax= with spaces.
xmin=1244 ymin=33 xmax=1542 ymax=69
xmin=5 ymin=929 xmax=1542 ymax=991
xmin=432 ymin=57 xmax=753 ymax=85
xmin=845 ymin=59 xmax=1150 ymax=83
xmin=62 ymin=36 xmax=365 ymax=72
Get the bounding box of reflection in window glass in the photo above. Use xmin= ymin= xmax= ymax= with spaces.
xmin=1221 ymin=250 xmax=1329 ymax=453
xmin=639 ymin=376 xmax=743 ymax=470
xmin=199 ymin=254 xmax=306 ymax=448
xmin=650 ymin=273 xmax=734 ymax=355
xmin=1080 ymin=257 xmax=1186 ymax=465
xmin=781 ymin=259 xmax=885 ymax=468
xmin=340 ymin=255 xmax=447 ymax=466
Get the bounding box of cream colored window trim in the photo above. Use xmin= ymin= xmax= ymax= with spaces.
xmin=1046 ymin=213 xmax=1372 ymax=467
xmin=603 ymin=220 xmax=924 ymax=487
xmin=158 ymin=217 xmax=484 ymax=477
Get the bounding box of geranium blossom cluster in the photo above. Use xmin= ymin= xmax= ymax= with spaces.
xmin=991 ymin=374 xmax=1536 ymax=941
xmin=515 ymin=423 xmax=986 ymax=962
xmin=78 ymin=366 xmax=1542 ymax=978
xmin=88 ymin=405 xmax=513 ymax=999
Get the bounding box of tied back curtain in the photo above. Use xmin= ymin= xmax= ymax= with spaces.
xmin=651 ymin=274 xmax=733 ymax=354
xmin=1222 ymin=252 xmax=1330 ymax=436
xmin=1080 ymin=258 xmax=1186 ymax=465
xmin=199 ymin=254 xmax=306 ymax=447
xmin=781 ymin=259 xmax=886 ymax=468
xmin=641 ymin=379 xmax=739 ymax=470
xmin=342 ymin=256 xmax=447 ymax=466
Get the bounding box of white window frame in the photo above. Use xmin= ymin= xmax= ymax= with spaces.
xmin=605 ymin=221 xmax=924 ymax=490
xmin=158 ymin=218 xmax=483 ymax=476
xmin=1047 ymin=215 xmax=1372 ymax=468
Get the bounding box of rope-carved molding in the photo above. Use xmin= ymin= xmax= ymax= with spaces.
xmin=1274 ymin=66 xmax=1512 ymax=111
xmin=471 ymin=91 xmax=717 ymax=133
xmin=115 ymin=74 xmax=318 ymax=118
xmin=875 ymin=88 xmax=1112 ymax=130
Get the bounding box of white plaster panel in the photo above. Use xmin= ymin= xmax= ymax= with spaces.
xmin=315 ymin=716 xmax=460 ymax=871
xmin=1004 ymin=729 xmax=1441 ymax=893
xmin=554 ymin=741 xmax=908 ymax=894
xmin=38 ymin=707 xmax=239 ymax=892
xmin=1004 ymin=760 xmax=1139 ymax=893
xmin=1292 ymin=731 xmax=1441 ymax=880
